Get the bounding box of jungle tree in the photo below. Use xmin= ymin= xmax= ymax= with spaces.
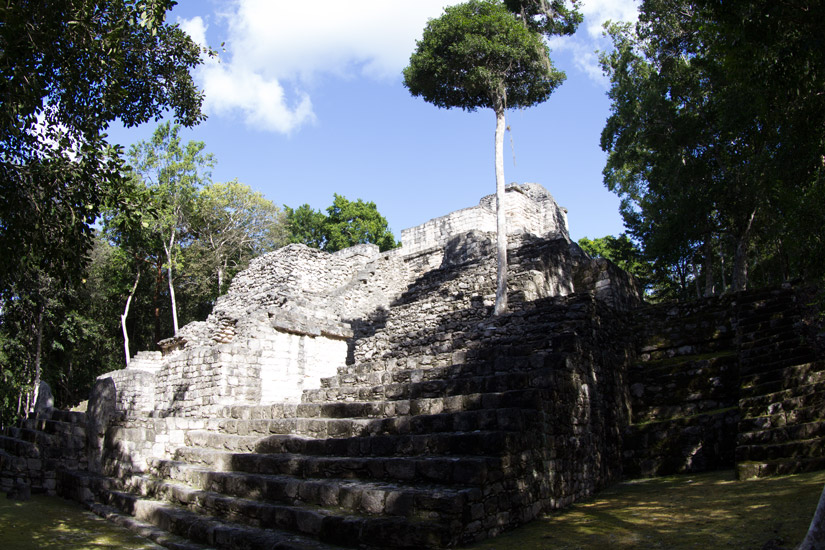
xmin=127 ymin=122 xmax=214 ymax=335
xmin=403 ymin=0 xmax=572 ymax=315
xmin=0 ymin=0 xmax=205 ymax=417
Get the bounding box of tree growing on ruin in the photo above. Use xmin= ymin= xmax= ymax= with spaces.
xmin=403 ymin=0 xmax=573 ymax=315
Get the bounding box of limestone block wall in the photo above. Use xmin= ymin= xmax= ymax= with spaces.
xmin=257 ymin=329 xmax=350 ymax=404
xmin=352 ymin=235 xmax=641 ymax=368
xmin=400 ymin=183 xmax=569 ymax=256
xmin=102 ymin=369 xmax=157 ymax=413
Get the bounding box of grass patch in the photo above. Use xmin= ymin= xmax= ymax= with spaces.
xmin=463 ymin=469 xmax=824 ymax=549
xmin=0 ymin=494 xmax=162 ymax=550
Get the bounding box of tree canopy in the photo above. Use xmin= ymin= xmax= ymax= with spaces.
xmin=403 ymin=0 xmax=564 ymax=115
xmin=0 ymin=0 xmax=205 ymax=298
xmin=600 ymin=0 xmax=825 ymax=297
xmin=285 ymin=195 xmax=397 ymax=253
xmin=0 ymin=0 xmax=206 ymax=417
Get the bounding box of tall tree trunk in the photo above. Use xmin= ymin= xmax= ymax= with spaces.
xmin=691 ymin=260 xmax=701 ymax=299
xmin=733 ymin=208 xmax=757 ymax=292
xmin=154 ymin=260 xmax=163 ymax=346
xmin=493 ymin=100 xmax=508 ymax=316
xmin=719 ymin=242 xmax=728 ymax=293
xmin=121 ymin=269 xmax=141 ymax=366
xmin=218 ymin=259 xmax=226 ymax=296
xmin=164 ymin=232 xmax=179 ymax=335
xmin=703 ymin=237 xmax=714 ymax=297
xmin=31 ymin=302 xmax=44 ymax=413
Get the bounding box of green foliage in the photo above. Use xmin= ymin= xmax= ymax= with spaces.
xmin=403 ymin=0 xmax=565 ymax=114
xmin=502 ymin=0 xmax=582 ymax=36
xmin=285 ymin=195 xmax=398 ymax=253
xmin=579 ymin=233 xmax=652 ymax=287
xmin=186 ymin=179 xmax=288 ymax=302
xmin=600 ymin=1 xmax=825 ymax=297
xmin=0 ymin=0 xmax=205 ymax=422
xmin=284 ymin=204 xmax=328 ymax=250
xmin=324 ymin=195 xmax=398 ymax=253
xmin=0 ymin=0 xmax=205 ymax=298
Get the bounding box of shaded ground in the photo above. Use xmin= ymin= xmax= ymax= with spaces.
xmin=465 ymin=470 xmax=825 ymax=550
xmin=0 ymin=494 xmax=163 ymax=550
xmin=1 ymin=470 xmax=822 ymax=549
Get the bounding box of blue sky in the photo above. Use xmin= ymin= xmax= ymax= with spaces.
xmin=106 ymin=0 xmax=640 ymax=242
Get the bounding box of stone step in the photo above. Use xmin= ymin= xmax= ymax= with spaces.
xmin=737 ymin=419 xmax=825 ymax=447
xmin=219 ymin=388 xmax=544 ymax=424
xmin=739 ymin=402 xmax=825 ymax=432
xmin=736 ymin=308 xmax=800 ymax=333
xmin=631 ymin=399 xmax=736 ymax=425
xmin=162 ymin=450 xmax=500 ymax=486
xmin=739 ymin=350 xmax=818 ymax=377
xmin=736 ymin=456 xmax=825 ymax=480
xmin=638 ymin=337 xmax=736 ymax=362
xmin=735 ymin=435 xmax=825 ymax=463
xmin=86 ymin=481 xmax=351 ymax=549
xmin=198 ymin=407 xmax=541 ymax=440
xmin=303 ymin=363 xmax=568 ymax=404
xmin=739 ymin=335 xmax=814 ymax=360
xmin=623 ymin=408 xmax=739 ymax=478
xmin=8 ymin=426 xmax=86 ymax=450
xmin=19 ymin=417 xmax=87 ymax=437
xmin=734 ymin=289 xmax=796 ymax=311
xmin=142 ymin=461 xmax=480 ymax=519
xmin=629 ymin=352 xmax=737 ymax=378
xmin=84 ymin=501 xmax=214 ymax=550
xmin=0 ymin=434 xmax=40 ymax=458
xmin=22 ymin=408 xmax=87 ymax=425
xmin=89 ymin=474 xmax=456 ymax=548
xmin=740 ymin=363 xmax=825 ymax=398
xmin=323 ymin=354 xmax=563 ymax=390
xmin=185 ymin=430 xmax=526 ymax=458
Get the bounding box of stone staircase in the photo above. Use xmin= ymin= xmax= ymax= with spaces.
xmin=623 ymin=285 xmax=825 ymax=480
xmin=734 ymin=286 xmax=825 ymax=479
xmin=622 ymin=297 xmax=741 ymax=477
xmin=59 ymin=331 xmax=604 ymax=548
xmin=50 ymin=242 xmax=629 ymax=550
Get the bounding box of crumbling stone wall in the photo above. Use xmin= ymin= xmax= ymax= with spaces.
xmin=95 ymin=182 xmax=629 ymax=417
xmin=400 ymin=183 xmax=569 ymax=257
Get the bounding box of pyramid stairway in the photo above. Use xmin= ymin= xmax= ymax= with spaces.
xmin=0 ymin=408 xmax=87 ymax=495
xmin=734 ymin=286 xmax=825 ymax=478
xmin=54 ymin=243 xmax=628 ymax=550
xmin=623 ymin=285 xmax=824 ymax=480
xmin=622 ymin=296 xmax=741 ymax=477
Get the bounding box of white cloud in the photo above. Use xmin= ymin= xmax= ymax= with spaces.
xmin=180 ymin=1 xmax=462 ymax=134
xmin=579 ymin=0 xmax=640 ymax=39
xmin=550 ymin=0 xmax=640 ymax=86
xmin=180 ymin=1 xmax=639 ymax=133
xmin=178 ymin=15 xmax=208 ymax=48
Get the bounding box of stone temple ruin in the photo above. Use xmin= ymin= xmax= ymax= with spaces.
xmin=2 ymin=182 xmax=824 ymax=549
